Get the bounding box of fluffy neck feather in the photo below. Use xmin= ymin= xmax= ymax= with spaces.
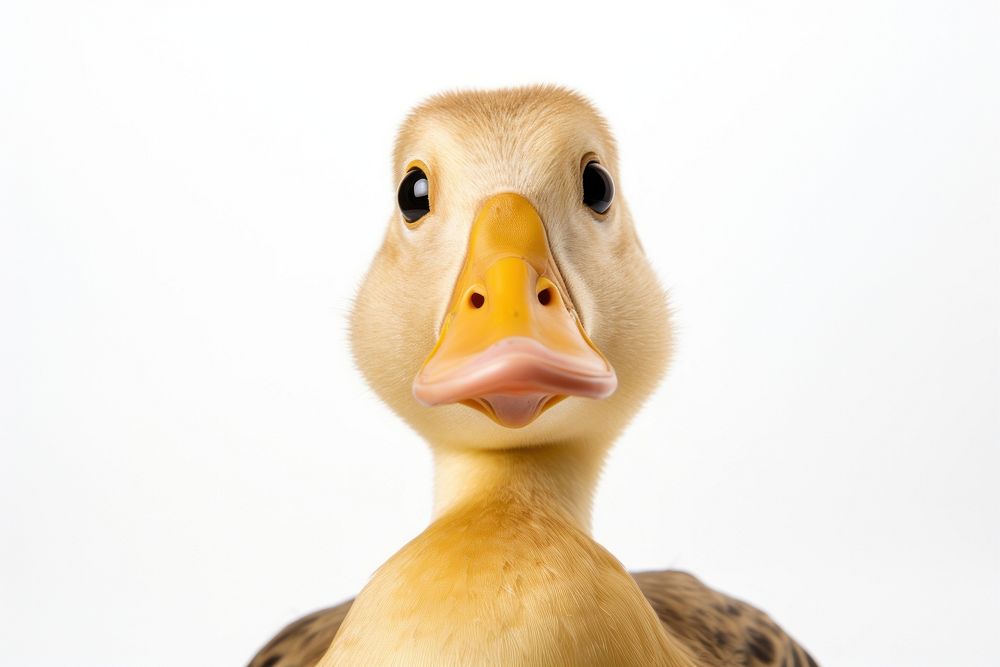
xmin=431 ymin=443 xmax=604 ymax=531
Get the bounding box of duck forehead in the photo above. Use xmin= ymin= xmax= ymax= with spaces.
xmin=396 ymin=106 xmax=616 ymax=205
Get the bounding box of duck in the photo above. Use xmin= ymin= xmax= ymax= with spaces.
xmin=248 ymin=84 xmax=818 ymax=667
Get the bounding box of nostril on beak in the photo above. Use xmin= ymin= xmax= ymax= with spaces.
xmin=469 ymin=292 xmax=486 ymax=309
xmin=537 ymin=288 xmax=552 ymax=306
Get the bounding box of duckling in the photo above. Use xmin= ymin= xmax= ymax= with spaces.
xmin=249 ymin=84 xmax=818 ymax=667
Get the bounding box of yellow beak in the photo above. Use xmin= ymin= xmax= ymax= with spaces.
xmin=412 ymin=193 xmax=616 ymax=428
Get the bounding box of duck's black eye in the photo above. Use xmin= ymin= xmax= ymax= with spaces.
xmin=582 ymin=161 xmax=614 ymax=215
xmin=398 ymin=167 xmax=430 ymax=223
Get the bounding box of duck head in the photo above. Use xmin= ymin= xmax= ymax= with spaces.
xmin=351 ymin=85 xmax=672 ymax=450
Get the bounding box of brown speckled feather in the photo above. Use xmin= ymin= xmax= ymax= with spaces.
xmin=248 ymin=571 xmax=816 ymax=667
xmin=248 ymin=601 xmax=352 ymax=667
xmin=632 ymin=571 xmax=818 ymax=667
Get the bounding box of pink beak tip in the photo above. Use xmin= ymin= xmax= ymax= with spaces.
xmin=412 ymin=337 xmax=616 ymax=426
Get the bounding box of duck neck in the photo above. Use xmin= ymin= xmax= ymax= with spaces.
xmin=323 ymin=440 xmax=697 ymax=666
xmin=430 ymin=442 xmax=606 ymax=531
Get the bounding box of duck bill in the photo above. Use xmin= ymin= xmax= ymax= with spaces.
xmin=412 ymin=192 xmax=616 ymax=428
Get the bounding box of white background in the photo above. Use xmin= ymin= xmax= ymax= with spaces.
xmin=1 ymin=2 xmax=997 ymax=666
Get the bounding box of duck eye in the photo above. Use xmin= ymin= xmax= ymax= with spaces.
xmin=582 ymin=161 xmax=614 ymax=215
xmin=398 ymin=167 xmax=431 ymax=223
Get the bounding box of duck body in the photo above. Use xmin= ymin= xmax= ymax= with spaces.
xmin=249 ymin=85 xmax=818 ymax=666
xmin=251 ymin=447 xmax=818 ymax=667
xmin=251 ymin=569 xmax=817 ymax=667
